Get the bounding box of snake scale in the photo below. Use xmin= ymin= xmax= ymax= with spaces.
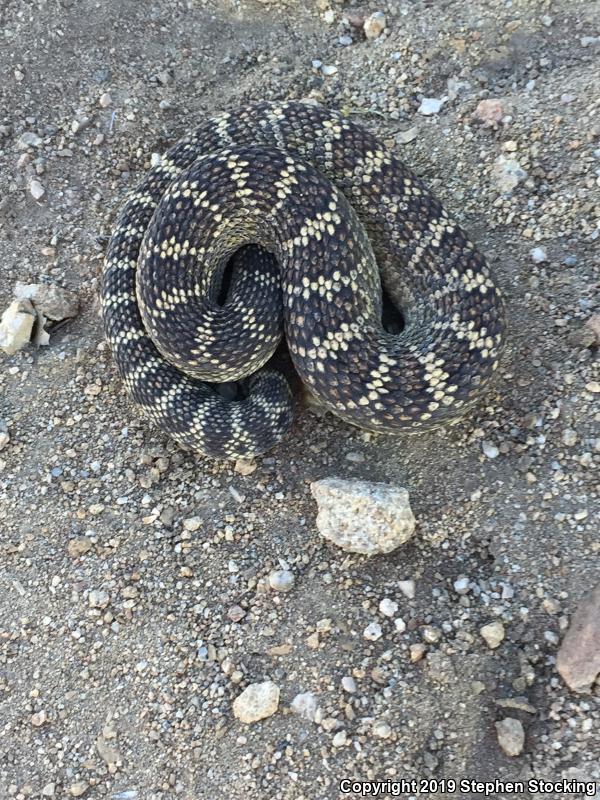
xmin=101 ymin=101 xmax=505 ymax=459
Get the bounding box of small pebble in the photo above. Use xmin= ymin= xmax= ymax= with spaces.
xmin=372 ymin=721 xmax=392 ymax=738
xmin=233 ymin=681 xmax=280 ymax=724
xmin=482 ymin=441 xmax=500 ymax=459
xmin=418 ymin=97 xmax=445 ymax=116
xmin=453 ymin=576 xmax=470 ymax=594
xmin=183 ymin=516 xmax=202 ymax=532
xmin=341 ymin=676 xmax=356 ymax=693
xmin=290 ymin=692 xmax=318 ymax=721
xmin=480 ymin=621 xmax=505 ymax=649
xmin=99 ymin=92 xmax=112 ymax=108
xmin=530 ymin=246 xmax=548 ymax=263
xmin=562 ymin=428 xmax=578 ymax=446
xmin=332 ymin=730 xmax=347 ymax=747
xmin=495 ymin=717 xmax=525 ymax=756
xmin=268 ymin=569 xmax=295 ymax=592
xmin=29 ymin=179 xmax=45 ymax=199
xmin=321 ymin=64 xmax=338 ymax=76
xmin=379 ymin=598 xmax=398 ymax=617
xmin=363 ymin=622 xmax=382 ymax=641
xmin=363 ymin=11 xmax=386 ymax=40
xmin=398 ymin=580 xmax=415 ymax=599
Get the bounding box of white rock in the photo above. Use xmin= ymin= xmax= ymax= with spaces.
xmin=491 ymin=156 xmax=527 ymax=193
xmin=29 ymin=179 xmax=45 ymax=199
xmin=233 ymin=681 xmax=280 ymax=724
xmin=183 ymin=515 xmax=202 ymax=532
xmin=88 ymin=589 xmax=110 ymax=609
xmin=0 ymin=432 xmax=10 ymax=450
xmin=363 ymin=11 xmax=386 ymax=39
xmin=379 ymin=598 xmax=399 ymax=617
xmin=341 ymin=676 xmax=356 ymax=693
xmin=363 ymin=622 xmax=382 ymax=641
xmin=321 ymin=64 xmax=338 ymax=76
xmin=495 ymin=717 xmax=524 ymax=756
xmin=290 ymin=691 xmax=318 ymax=721
xmin=268 ymin=569 xmax=295 ymax=592
xmin=0 ymin=299 xmax=35 ymax=354
xmin=453 ymin=576 xmax=470 ymax=594
xmin=482 ymin=441 xmax=499 ymax=459
xmin=311 ymin=478 xmax=415 ymax=555
xmin=99 ymin=92 xmax=112 ymax=108
xmin=394 ymin=617 xmax=407 ymax=633
xmin=418 ymin=97 xmax=446 ymax=115
xmin=373 ymin=720 xmax=392 ymax=738
xmin=398 ymin=579 xmax=416 ymax=599
xmin=480 ymin=621 xmax=505 ymax=649
xmin=530 ymin=246 xmax=548 ymax=263
xmin=332 ymin=730 xmax=347 ymax=747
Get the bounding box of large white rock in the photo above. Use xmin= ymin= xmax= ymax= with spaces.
xmin=0 ymin=299 xmax=36 ymax=354
xmin=233 ymin=681 xmax=280 ymax=724
xmin=311 ymin=478 xmax=415 ymax=555
xmin=14 ymin=282 xmax=78 ymax=321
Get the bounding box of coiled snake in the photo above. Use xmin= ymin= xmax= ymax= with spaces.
xmin=102 ymin=101 xmax=505 ymax=459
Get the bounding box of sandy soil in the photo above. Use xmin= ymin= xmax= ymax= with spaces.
xmin=0 ymin=1 xmax=599 ymax=799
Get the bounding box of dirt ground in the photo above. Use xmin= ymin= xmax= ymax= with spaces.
xmin=1 ymin=1 xmax=599 ymax=799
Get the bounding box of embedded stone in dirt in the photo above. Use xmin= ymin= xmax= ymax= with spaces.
xmin=233 ymin=681 xmax=280 ymax=724
xmin=0 ymin=299 xmax=36 ymax=354
xmin=556 ymin=584 xmax=600 ymax=693
xmin=310 ymin=478 xmax=415 ymax=555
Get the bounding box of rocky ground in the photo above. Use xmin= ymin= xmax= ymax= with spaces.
xmin=0 ymin=1 xmax=599 ymax=799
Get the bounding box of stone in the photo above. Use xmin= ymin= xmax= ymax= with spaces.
xmin=88 ymin=589 xmax=110 ymax=609
xmin=556 ymin=584 xmax=600 ymax=692
xmin=311 ymin=478 xmax=415 ymax=555
xmin=398 ymin=580 xmax=416 ymax=599
xmin=529 ymin=246 xmax=548 ymax=263
xmin=480 ymin=621 xmax=505 ymax=649
xmin=473 ymin=99 xmax=505 ymax=127
xmin=233 ymin=681 xmax=280 ymax=724
xmin=14 ymin=282 xmax=78 ymax=321
xmin=67 ymin=537 xmax=93 ymax=557
xmin=418 ymin=97 xmax=446 ymax=115
xmin=70 ymin=782 xmax=89 ymax=797
xmin=99 ymin=92 xmax=112 ymax=108
xmin=372 ymin=721 xmax=392 ymax=738
xmin=363 ymin=622 xmax=382 ymax=641
xmin=268 ymin=569 xmax=295 ymax=592
xmin=491 ymin=156 xmax=527 ymax=193
xmin=183 ymin=515 xmax=202 ymax=532
xmin=363 ymin=11 xmax=386 ymax=39
xmin=321 ymin=64 xmax=338 ymax=76
xmin=290 ymin=691 xmax=318 ymax=721
xmin=0 ymin=431 xmax=10 ymax=450
xmin=379 ymin=598 xmax=398 ymax=617
xmin=18 ymin=131 xmax=43 ymax=148
xmin=29 ymin=179 xmax=45 ymax=199
xmin=482 ymin=441 xmax=499 ymax=459
xmin=495 ymin=717 xmax=524 ymax=756
xmin=341 ymin=676 xmax=356 ymax=693
xmin=96 ymin=735 xmax=121 ymax=765
xmin=0 ymin=299 xmax=35 ymax=354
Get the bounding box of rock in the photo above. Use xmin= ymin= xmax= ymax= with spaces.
xmin=562 ymin=428 xmax=578 ymax=447
xmin=398 ymin=579 xmax=416 ymax=599
xmin=70 ymin=782 xmax=89 ymax=797
xmin=233 ymin=681 xmax=280 ymax=724
xmin=96 ymin=735 xmax=121 ymax=765
xmin=183 ymin=515 xmax=202 ymax=532
xmin=473 ymin=98 xmax=505 ymax=127
xmin=495 ymin=696 xmax=537 ymax=714
xmin=29 ymin=179 xmax=45 ymax=199
xmin=480 ymin=621 xmax=505 ymax=649
xmin=379 ymin=598 xmax=398 ymax=617
xmin=495 ymin=717 xmax=524 ymax=756
xmin=88 ymin=589 xmax=110 ymax=609
xmin=321 ymin=64 xmax=338 ymax=76
xmin=482 ymin=441 xmax=499 ymax=459
xmin=268 ymin=569 xmax=295 ymax=592
xmin=372 ymin=720 xmax=392 ymax=738
xmin=41 ymin=784 xmax=55 ymax=797
xmin=529 ymin=246 xmax=548 ymax=263
xmin=67 ymin=537 xmax=93 ymax=557
xmin=332 ymin=730 xmax=347 ymax=747
xmin=556 ymin=584 xmax=600 ymax=692
xmin=491 ymin=156 xmax=527 ymax=193
xmin=395 ymin=126 xmax=418 ymax=144
xmin=14 ymin=282 xmax=78 ymax=321
xmin=418 ymin=97 xmax=446 ymax=116
xmin=99 ymin=92 xmax=112 ymax=108
xmin=341 ymin=676 xmax=356 ymax=693
xmin=234 ymin=457 xmax=257 ymax=475
xmin=31 ymin=710 xmax=47 ymax=726
xmin=290 ymin=691 xmax=318 ymax=721
xmin=18 ymin=131 xmax=43 ymax=148
xmin=410 ymin=643 xmax=427 ymax=662
xmin=0 ymin=431 xmax=10 ymax=450
xmin=453 ymin=576 xmax=470 ymax=594
xmin=0 ymin=299 xmax=35 ymax=354
xmin=363 ymin=11 xmax=386 ymax=39
xmin=311 ymin=478 xmax=415 ymax=555
xmin=363 ymin=622 xmax=382 ymax=641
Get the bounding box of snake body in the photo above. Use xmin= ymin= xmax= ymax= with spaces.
xmin=102 ymin=101 xmax=505 ymax=459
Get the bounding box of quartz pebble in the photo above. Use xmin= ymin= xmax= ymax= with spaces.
xmin=480 ymin=621 xmax=505 ymax=649
xmin=363 ymin=11 xmax=386 ymax=40
xmin=398 ymin=580 xmax=416 ymax=599
xmin=379 ymin=598 xmax=399 ymax=617
xmin=495 ymin=717 xmax=525 ymax=756
xmin=311 ymin=478 xmax=415 ymax=554
xmin=530 ymin=247 xmax=548 ymax=263
xmin=268 ymin=569 xmax=295 ymax=592
xmin=482 ymin=441 xmax=499 ymax=459
xmin=418 ymin=97 xmax=445 ymax=116
xmin=290 ymin=692 xmax=318 ymax=721
xmin=363 ymin=622 xmax=382 ymax=641
xmin=29 ymin=178 xmax=45 ymax=199
xmin=233 ymin=681 xmax=280 ymax=724
xmin=0 ymin=299 xmax=36 ymax=354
